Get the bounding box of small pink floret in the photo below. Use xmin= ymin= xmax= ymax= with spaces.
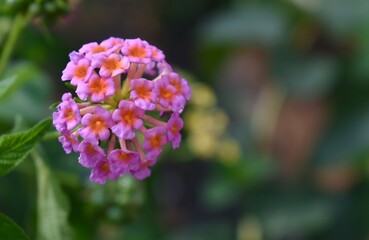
xmin=109 ymin=149 xmax=140 ymax=175
xmin=167 ymin=113 xmax=184 ymax=149
xmin=121 ymin=38 xmax=152 ymax=64
xmin=130 ymin=78 xmax=156 ymax=110
xmin=78 ymin=140 xmax=106 ymax=168
xmin=93 ymin=53 xmax=130 ymax=77
xmin=53 ymin=93 xmax=81 ymax=132
xmin=58 ymin=131 xmax=79 ymax=154
xmin=61 ymin=58 xmax=93 ymax=86
xmin=142 ymin=126 xmax=168 ymax=157
xmin=79 ymin=106 xmax=113 ymax=142
xmin=90 ymin=159 xmax=119 ymax=184
xmin=111 ymin=100 xmax=144 ymax=140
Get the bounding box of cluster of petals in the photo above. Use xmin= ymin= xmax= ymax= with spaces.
xmin=53 ymin=37 xmax=191 ymax=184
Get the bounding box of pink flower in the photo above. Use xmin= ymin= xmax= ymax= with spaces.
xmin=149 ymin=45 xmax=165 ymax=62
xmin=61 ymin=58 xmax=93 ymax=86
xmin=78 ymin=106 xmax=113 ymax=142
xmin=157 ymin=61 xmax=173 ymax=74
xmin=143 ymin=126 xmax=167 ymax=156
xmin=111 ymin=100 xmax=144 ymax=139
xmin=101 ymin=37 xmax=125 ymax=49
xmin=76 ymin=73 xmax=115 ymax=102
xmin=167 ymin=72 xmax=191 ymax=100
xmin=121 ymin=38 xmax=152 ymax=64
xmin=90 ymin=159 xmax=119 ymax=184
xmin=154 ymin=75 xmax=186 ymax=112
xmin=79 ymin=41 xmax=120 ymax=58
xmin=167 ymin=113 xmax=183 ymax=149
xmin=78 ymin=140 xmax=106 ymax=168
xmin=130 ymin=160 xmax=152 ymax=180
xmin=108 ymin=149 xmax=140 ymax=175
xmin=58 ymin=131 xmax=79 ymax=154
xmin=53 ymin=93 xmax=81 ymax=132
xmin=53 ymin=37 xmax=191 ymax=184
xmin=130 ymin=78 xmax=156 ymax=110
xmin=92 ymin=53 xmax=130 ymax=77
xmin=69 ymin=51 xmax=84 ymax=63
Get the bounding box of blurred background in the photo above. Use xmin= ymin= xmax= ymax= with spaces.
xmin=2 ymin=0 xmax=369 ymax=239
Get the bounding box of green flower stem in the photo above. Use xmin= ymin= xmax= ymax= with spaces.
xmin=42 ymin=131 xmax=60 ymax=141
xmin=0 ymin=11 xmax=33 ymax=78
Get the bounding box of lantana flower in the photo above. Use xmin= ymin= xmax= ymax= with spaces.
xmin=53 ymin=37 xmax=191 ymax=184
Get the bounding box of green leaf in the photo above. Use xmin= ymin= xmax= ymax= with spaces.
xmin=0 ymin=212 xmax=29 ymax=240
xmin=0 ymin=75 xmax=17 ymax=100
xmin=0 ymin=61 xmax=52 ymax=124
xmin=33 ymin=151 xmax=73 ymax=240
xmin=0 ymin=118 xmax=51 ymax=176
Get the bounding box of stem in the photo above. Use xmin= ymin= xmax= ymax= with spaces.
xmin=114 ymin=75 xmax=123 ymax=99
xmin=80 ymin=105 xmax=97 ymax=115
xmin=133 ymin=64 xmax=146 ymax=79
xmin=42 ymin=131 xmax=60 ymax=141
xmin=133 ymin=136 xmax=145 ymax=160
xmin=108 ymin=135 xmax=117 ymax=153
xmin=142 ymin=114 xmax=166 ymax=127
xmin=119 ymin=138 xmax=127 ymax=150
xmin=0 ymin=12 xmax=32 ymax=78
xmin=121 ymin=63 xmax=137 ymax=97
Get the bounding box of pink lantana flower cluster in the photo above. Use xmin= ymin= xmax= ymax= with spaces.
xmin=53 ymin=37 xmax=191 ymax=184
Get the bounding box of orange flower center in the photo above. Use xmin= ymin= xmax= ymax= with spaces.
xmin=171 ymin=123 xmax=179 ymax=134
xmin=66 ymin=133 xmax=77 ymax=144
xmin=159 ymin=86 xmax=174 ymax=101
xmin=149 ymin=134 xmax=163 ymax=148
xmin=75 ymin=65 xmax=87 ymax=78
xmin=152 ymin=49 xmax=159 ymax=58
xmin=89 ymin=77 xmax=107 ymax=94
xmin=129 ymin=46 xmax=147 ymax=58
xmin=86 ymin=143 xmax=97 ymax=154
xmin=120 ymin=109 xmax=135 ymax=127
xmin=90 ymin=117 xmax=107 ymax=133
xmin=64 ymin=108 xmax=75 ymax=121
xmin=169 ymin=78 xmax=182 ymax=93
xmin=135 ymin=84 xmax=151 ymax=100
xmin=104 ymin=57 xmax=119 ymax=71
xmin=100 ymin=161 xmax=110 ymax=174
xmin=92 ymin=45 xmax=106 ymax=54
xmin=117 ymin=152 xmax=131 ymax=163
